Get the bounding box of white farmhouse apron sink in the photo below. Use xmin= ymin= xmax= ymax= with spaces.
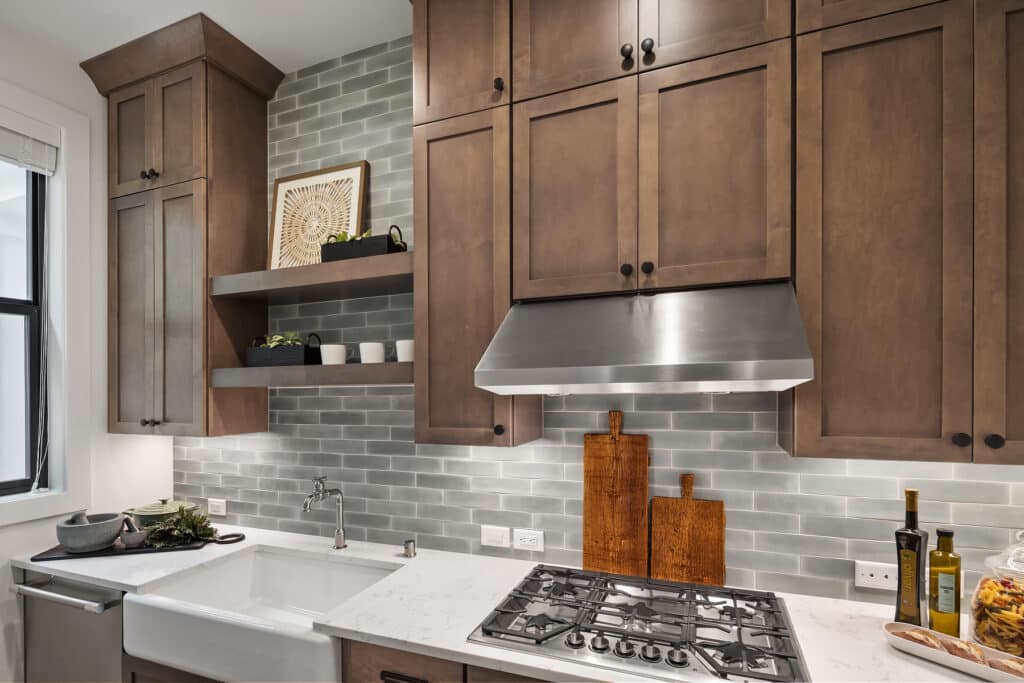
xmin=123 ymin=545 xmax=400 ymax=682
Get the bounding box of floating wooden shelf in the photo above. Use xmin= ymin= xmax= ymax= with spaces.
xmin=211 ymin=362 xmax=414 ymax=388
xmin=210 ymin=252 xmax=414 ymax=304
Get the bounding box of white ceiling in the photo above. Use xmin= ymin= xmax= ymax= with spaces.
xmin=0 ymin=0 xmax=412 ymax=75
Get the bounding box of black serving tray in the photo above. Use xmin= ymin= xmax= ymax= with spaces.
xmin=245 ymin=333 xmax=321 ymax=367
xmin=321 ymin=225 xmax=407 ymax=263
xmin=30 ymin=532 xmax=245 ymax=562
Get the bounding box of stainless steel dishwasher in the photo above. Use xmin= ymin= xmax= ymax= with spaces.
xmin=13 ymin=573 xmax=123 ymax=683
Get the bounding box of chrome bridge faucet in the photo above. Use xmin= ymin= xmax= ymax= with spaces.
xmin=301 ymin=476 xmax=346 ymax=549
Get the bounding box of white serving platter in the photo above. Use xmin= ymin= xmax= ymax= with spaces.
xmin=885 ymin=622 xmax=1024 ymax=682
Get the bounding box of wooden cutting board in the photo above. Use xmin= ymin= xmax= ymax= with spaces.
xmin=650 ymin=473 xmax=726 ymax=586
xmin=583 ymin=410 xmax=649 ymax=577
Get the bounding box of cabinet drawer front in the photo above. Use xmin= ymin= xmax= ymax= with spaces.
xmin=151 ymin=62 xmax=207 ymax=188
xmin=413 ymin=0 xmax=510 ymax=124
xmin=637 ymin=0 xmax=791 ymax=70
xmin=512 ymin=79 xmax=638 ymax=299
xmin=342 ymin=640 xmax=463 ymax=683
xmin=793 ymin=1 xmax=973 ymax=460
xmin=512 ymin=0 xmax=637 ymax=101
xmin=638 ymin=39 xmax=791 ymax=289
xmin=796 ymin=0 xmax=940 ymax=32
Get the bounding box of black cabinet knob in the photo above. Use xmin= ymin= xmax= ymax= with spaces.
xmin=139 ymin=170 xmax=150 ymax=180
xmin=139 ymin=419 xmax=151 ymax=426
xmin=620 ymin=43 xmax=634 ymax=59
xmin=620 ymin=263 xmax=634 ymax=276
xmin=985 ymin=434 xmax=1007 ymax=449
xmin=147 ymin=168 xmax=159 ymax=178
xmin=493 ymin=424 xmax=505 ymax=436
xmin=641 ymin=37 xmax=655 ymax=54
xmin=951 ymin=432 xmax=972 ymax=447
xmin=493 ymin=77 xmax=504 ymax=92
xmin=151 ymin=419 xmax=162 ymax=426
xmin=641 ymin=261 xmax=655 ymax=274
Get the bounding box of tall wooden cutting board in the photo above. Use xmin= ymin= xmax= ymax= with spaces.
xmin=583 ymin=410 xmax=649 ymax=577
xmin=650 ymin=473 xmax=726 ymax=585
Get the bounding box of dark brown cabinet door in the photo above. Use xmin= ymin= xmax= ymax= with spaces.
xmin=512 ymin=0 xmax=638 ymax=101
xmin=342 ymin=640 xmax=463 ymax=683
xmin=123 ymin=654 xmax=220 ymax=683
xmin=637 ymin=0 xmax=790 ymax=70
xmin=466 ymin=666 xmax=545 ymax=682
xmin=109 ymin=193 xmax=155 ymax=433
xmin=413 ymin=0 xmax=510 ymax=124
xmin=974 ymin=0 xmax=1024 ymax=465
xmin=414 ymin=108 xmax=541 ymax=445
xmin=796 ymin=0 xmax=939 ymax=32
xmin=151 ymin=62 xmax=206 ymax=189
xmin=152 ymin=180 xmax=206 ymax=436
xmin=108 ymin=81 xmax=153 ymax=198
xmin=638 ymin=39 xmax=790 ymax=290
xmin=791 ymin=1 xmax=973 ymax=461
xmin=512 ymin=78 xmax=638 ymax=299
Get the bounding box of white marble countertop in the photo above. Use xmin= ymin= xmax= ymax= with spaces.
xmin=12 ymin=525 xmax=975 ymax=682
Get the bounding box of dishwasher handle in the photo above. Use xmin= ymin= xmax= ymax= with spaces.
xmin=11 ymin=581 xmax=120 ymax=614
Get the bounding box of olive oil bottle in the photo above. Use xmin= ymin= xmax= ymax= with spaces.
xmin=895 ymin=488 xmax=928 ymax=625
xmin=929 ymin=529 xmax=961 ymax=636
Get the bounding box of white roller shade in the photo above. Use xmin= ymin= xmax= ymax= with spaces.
xmin=0 ymin=104 xmax=59 ymax=176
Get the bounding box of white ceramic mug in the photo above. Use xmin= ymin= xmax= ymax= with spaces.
xmin=359 ymin=342 xmax=385 ymax=364
xmin=320 ymin=344 xmax=347 ymax=365
xmin=395 ymin=339 xmax=414 ymax=362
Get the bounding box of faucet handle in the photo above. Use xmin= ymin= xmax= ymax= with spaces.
xmin=311 ymin=476 xmax=327 ymax=492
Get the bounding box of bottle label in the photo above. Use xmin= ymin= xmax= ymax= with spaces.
xmin=900 ymin=549 xmax=920 ymax=619
xmin=938 ymin=572 xmax=956 ymax=613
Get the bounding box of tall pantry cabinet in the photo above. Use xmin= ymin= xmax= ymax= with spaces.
xmin=83 ymin=14 xmax=283 ymax=436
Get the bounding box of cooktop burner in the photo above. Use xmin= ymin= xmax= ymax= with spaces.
xmin=467 ymin=565 xmax=810 ymax=682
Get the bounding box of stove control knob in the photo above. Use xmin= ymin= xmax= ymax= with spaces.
xmin=639 ymin=644 xmax=662 ymax=663
xmin=666 ymin=647 xmax=689 ymax=668
xmin=565 ymin=629 xmax=586 ymax=649
xmin=590 ymin=633 xmax=610 ymax=653
xmin=614 ymin=637 xmax=636 ymax=659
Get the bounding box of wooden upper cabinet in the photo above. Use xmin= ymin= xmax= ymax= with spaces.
xmin=413 ymin=0 xmax=510 ymax=124
xmin=974 ymin=0 xmax=1024 ymax=465
xmin=513 ymin=79 xmax=638 ymax=299
xmin=791 ymin=1 xmax=973 ymax=461
xmin=512 ymin=0 xmax=638 ymax=101
xmin=796 ymin=0 xmax=939 ymax=32
xmin=638 ymin=39 xmax=790 ymax=290
xmin=414 ymin=108 xmax=541 ymax=445
xmin=108 ymin=62 xmax=206 ymax=198
xmin=637 ymin=0 xmax=791 ymax=70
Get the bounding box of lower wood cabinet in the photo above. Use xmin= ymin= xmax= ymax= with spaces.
xmin=413 ymin=107 xmax=542 ymax=445
xmin=122 ymin=654 xmax=219 ymax=683
xmin=342 ymin=641 xmax=546 ymax=683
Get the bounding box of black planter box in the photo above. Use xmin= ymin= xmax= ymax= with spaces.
xmin=321 ymin=225 xmax=407 ymax=263
xmin=246 ymin=334 xmax=322 ymax=367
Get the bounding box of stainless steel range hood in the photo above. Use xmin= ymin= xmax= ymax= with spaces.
xmin=475 ymin=283 xmax=813 ymax=395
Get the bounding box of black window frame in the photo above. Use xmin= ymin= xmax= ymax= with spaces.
xmin=0 ymin=169 xmax=46 ymax=496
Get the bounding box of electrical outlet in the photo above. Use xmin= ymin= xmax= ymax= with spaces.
xmin=855 ymin=560 xmax=898 ymax=590
xmin=207 ymin=498 xmax=227 ymax=516
xmin=480 ymin=525 xmax=510 ymax=548
xmin=513 ymin=528 xmax=545 ymax=552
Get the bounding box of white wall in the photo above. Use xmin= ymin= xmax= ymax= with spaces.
xmin=0 ymin=26 xmax=173 ymax=683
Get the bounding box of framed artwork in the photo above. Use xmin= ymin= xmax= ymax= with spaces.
xmin=267 ymin=161 xmax=369 ymax=269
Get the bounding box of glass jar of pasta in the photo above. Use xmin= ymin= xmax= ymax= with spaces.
xmin=973 ymin=531 xmax=1024 ymax=656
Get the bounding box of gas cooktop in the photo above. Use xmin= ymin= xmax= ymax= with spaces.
xmin=467 ymin=565 xmax=810 ymax=682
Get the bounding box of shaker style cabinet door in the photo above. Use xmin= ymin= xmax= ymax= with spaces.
xmin=637 ymin=39 xmax=790 ymax=290
xmin=637 ymin=0 xmax=790 ymax=70
xmin=791 ymin=1 xmax=973 ymax=461
xmin=108 ymin=193 xmax=156 ymax=433
xmin=512 ymin=0 xmax=638 ymax=101
xmin=796 ymin=0 xmax=940 ymax=32
xmin=150 ymin=62 xmax=206 ymax=190
xmin=414 ymin=108 xmax=540 ymax=445
xmin=973 ymin=0 xmax=1024 ymax=465
xmin=512 ymin=78 xmax=638 ymax=299
xmin=108 ymin=81 xmax=153 ymax=198
xmin=412 ymin=0 xmax=510 ymax=124
xmin=152 ymin=180 xmax=207 ymax=437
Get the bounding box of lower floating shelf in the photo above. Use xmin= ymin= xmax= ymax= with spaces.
xmin=211 ymin=362 xmax=414 ymax=388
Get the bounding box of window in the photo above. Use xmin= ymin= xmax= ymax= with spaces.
xmin=0 ymin=158 xmax=46 ymax=495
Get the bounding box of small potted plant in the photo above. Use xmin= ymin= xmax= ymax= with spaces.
xmin=321 ymin=224 xmax=407 ymax=263
xmin=246 ymin=332 xmax=322 ymax=367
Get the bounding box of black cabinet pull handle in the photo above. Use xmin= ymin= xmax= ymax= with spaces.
xmin=139 ymin=170 xmax=150 ymax=180
xmin=147 ymin=168 xmax=159 ymax=178
xmin=985 ymin=434 xmax=1006 ymax=449
xmin=140 ymin=419 xmax=151 ymax=427
xmin=641 ymin=38 xmax=655 ymax=54
xmin=380 ymin=673 xmax=426 ymax=683
xmin=641 ymin=261 xmax=655 ymax=274
xmin=493 ymin=424 xmax=505 ymax=436
xmin=493 ymin=77 xmax=504 ymax=92
xmin=620 ymin=263 xmax=634 ymax=277
xmin=620 ymin=43 xmax=634 ymax=59
xmin=951 ymin=432 xmax=972 ymax=447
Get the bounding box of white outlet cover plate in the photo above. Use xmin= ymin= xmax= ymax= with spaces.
xmin=513 ymin=528 xmax=545 ymax=552
xmin=207 ymin=498 xmax=227 ymax=516
xmin=480 ymin=524 xmax=510 ymax=548
xmin=855 ymin=560 xmax=898 ymax=590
